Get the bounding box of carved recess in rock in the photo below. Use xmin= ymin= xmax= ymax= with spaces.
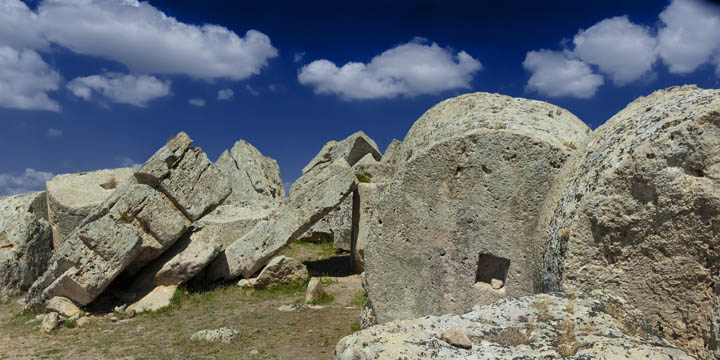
xmin=539 ymin=85 xmax=720 ymax=360
xmin=364 ymin=92 xmax=590 ymax=323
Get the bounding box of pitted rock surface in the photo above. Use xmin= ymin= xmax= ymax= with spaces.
xmin=365 ymin=92 xmax=590 ymax=323
xmin=539 ymin=85 xmax=720 ymax=359
xmin=334 ymin=293 xmax=694 ymax=360
xmin=216 ymin=140 xmax=285 ymax=205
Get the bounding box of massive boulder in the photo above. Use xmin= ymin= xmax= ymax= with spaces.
xmin=0 ymin=192 xmax=53 ymax=300
xmin=26 ymin=132 xmax=229 ymax=307
xmin=216 ymin=140 xmax=285 ymax=206
xmin=302 ymin=131 xmax=381 ymax=174
xmin=334 ymin=293 xmax=694 ymax=359
xmin=130 ymin=204 xmax=272 ymax=290
xmin=300 ymin=132 xmax=384 ymax=250
xmin=208 ymin=160 xmax=357 ymax=281
xmin=350 ymin=183 xmax=387 ymax=273
xmin=46 ymin=168 xmax=136 ymax=247
xmin=539 ymin=85 xmax=720 ymax=359
xmin=135 ymin=132 xmax=231 ymax=221
xmin=365 ymin=92 xmax=590 ymax=323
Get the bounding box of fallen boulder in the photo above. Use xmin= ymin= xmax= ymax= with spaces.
xmin=365 ymin=92 xmax=590 ymax=323
xmin=216 ymin=140 xmax=285 ymax=205
xmin=46 ymin=296 xmax=83 ymax=318
xmin=302 ymin=131 xmax=381 ymax=174
xmin=208 ymin=160 xmax=357 ymax=280
xmin=252 ymin=256 xmax=308 ymax=289
xmin=46 ymin=168 xmax=136 ymax=247
xmin=127 ymin=285 xmax=177 ymax=313
xmin=191 ymin=327 xmax=239 ymax=344
xmin=334 ymin=293 xmax=694 ymax=359
xmin=539 ymin=85 xmax=720 ymax=359
xmin=350 ymin=183 xmax=387 ymax=273
xmin=0 ymin=192 xmax=53 ymax=300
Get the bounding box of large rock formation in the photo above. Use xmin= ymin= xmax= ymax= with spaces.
xmin=365 ymin=92 xmax=590 ymax=323
xmin=46 ymin=168 xmax=136 ymax=247
xmin=300 ymin=132 xmax=384 ymax=250
xmin=350 ymin=183 xmax=387 ymax=273
xmin=26 ymin=132 xmax=229 ymax=307
xmin=0 ymin=192 xmax=53 ymax=300
xmin=216 ymin=140 xmax=285 ymax=206
xmin=539 ymin=85 xmax=720 ymax=359
xmin=209 ymin=160 xmax=357 ymax=280
xmin=334 ymin=293 xmax=694 ymax=359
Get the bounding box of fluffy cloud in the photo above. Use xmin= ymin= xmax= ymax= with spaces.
xmin=115 ymin=156 xmax=143 ymax=170
xmin=523 ymin=50 xmax=604 ymax=99
xmin=298 ymin=38 xmax=482 ymax=100
xmin=657 ymin=0 xmax=720 ymax=74
xmin=573 ymin=16 xmax=657 ymax=85
xmin=0 ymin=0 xmax=48 ymax=50
xmin=36 ymin=0 xmax=278 ymax=80
xmin=217 ymin=88 xmax=234 ymax=100
xmin=188 ymin=98 xmax=206 ymax=107
xmin=0 ymin=168 xmax=55 ymax=196
xmin=67 ymin=73 xmax=171 ymax=107
xmin=0 ymin=47 xmax=61 ymax=112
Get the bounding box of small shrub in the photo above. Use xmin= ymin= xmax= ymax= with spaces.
xmin=355 ymin=173 xmax=371 ymax=183
xmin=563 ymin=141 xmax=577 ymax=150
xmin=350 ymin=320 xmax=361 ymax=333
xmin=118 ymin=210 xmax=132 ymax=223
xmin=63 ymin=318 xmax=77 ymax=329
xmin=559 ymin=228 xmax=570 ymax=242
xmin=309 ymin=292 xmax=334 ymax=305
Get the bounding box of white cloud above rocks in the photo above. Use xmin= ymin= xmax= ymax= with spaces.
xmin=36 ymin=0 xmax=278 ymax=80
xmin=67 ymin=73 xmax=171 ymax=107
xmin=523 ymin=50 xmax=604 ymax=99
xmin=46 ymin=128 xmax=62 ymax=138
xmin=0 ymin=0 xmax=48 ymax=50
xmin=217 ymin=88 xmax=234 ymax=100
xmin=573 ymin=16 xmax=657 ymax=85
xmin=188 ymin=98 xmax=206 ymax=107
xmin=115 ymin=156 xmax=143 ymax=170
xmin=0 ymin=168 xmax=55 ymax=196
xmin=0 ymin=47 xmax=61 ymax=112
xmin=524 ymin=0 xmax=720 ymax=99
xmin=298 ymin=38 xmax=482 ymax=100
xmin=657 ymin=0 xmax=720 ymax=74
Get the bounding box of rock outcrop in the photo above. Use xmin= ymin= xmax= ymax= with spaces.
xmin=539 ymin=85 xmax=720 ymax=359
xmin=300 ymin=132 xmax=384 ymax=250
xmin=350 ymin=183 xmax=386 ymax=273
xmin=216 ymin=140 xmax=285 ymax=206
xmin=209 ymin=160 xmax=357 ymax=281
xmin=26 ymin=132 xmax=229 ymax=308
xmin=334 ymin=293 xmax=693 ymax=359
xmin=364 ymin=92 xmax=590 ymax=323
xmin=0 ymin=192 xmax=53 ymax=300
xmin=46 ymin=168 xmax=136 ymax=247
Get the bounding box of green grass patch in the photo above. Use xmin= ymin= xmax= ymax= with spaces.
xmin=348 ymin=291 xmax=367 ymax=307
xmin=62 ymin=318 xmax=77 ymax=329
xmin=309 ymin=292 xmax=334 ymax=305
xmin=350 ymin=320 xmax=361 ymax=333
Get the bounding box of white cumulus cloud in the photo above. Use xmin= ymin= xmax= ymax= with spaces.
xmin=36 ymin=0 xmax=278 ymax=80
xmin=523 ymin=50 xmax=605 ymax=99
xmin=0 ymin=47 xmax=61 ymax=112
xmin=217 ymin=88 xmax=234 ymax=100
xmin=298 ymin=38 xmax=482 ymax=100
xmin=0 ymin=0 xmax=48 ymax=50
xmin=573 ymin=16 xmax=658 ymax=85
xmin=657 ymin=0 xmax=720 ymax=74
xmin=67 ymin=73 xmax=171 ymax=107
xmin=188 ymin=98 xmax=206 ymax=107
xmin=0 ymin=168 xmax=55 ymax=196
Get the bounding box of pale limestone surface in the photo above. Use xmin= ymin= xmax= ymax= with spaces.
xmin=364 ymin=92 xmax=590 ymax=323
xmin=46 ymin=168 xmax=136 ymax=247
xmin=301 ymin=131 xmax=381 ymax=174
xmin=0 ymin=210 xmax=52 ymax=300
xmin=252 ymin=256 xmax=308 ymax=289
xmin=334 ymin=294 xmax=694 ymax=360
xmin=216 ymin=140 xmax=285 ymax=205
xmin=539 ymin=85 xmax=720 ymax=359
xmin=350 ymin=183 xmax=387 ymax=273
xmin=136 ymin=132 xmax=231 ymax=221
xmin=208 ymin=160 xmax=357 ymax=280
xmin=127 ymin=285 xmax=177 ymax=313
xmin=45 ymin=296 xmax=82 ymax=318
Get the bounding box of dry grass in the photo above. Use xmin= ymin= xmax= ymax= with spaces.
xmin=486 ymin=327 xmax=534 ymax=346
xmin=533 ymin=298 xmax=554 ymax=322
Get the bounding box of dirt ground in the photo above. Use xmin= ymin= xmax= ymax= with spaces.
xmin=0 ymin=240 xmax=364 ymax=360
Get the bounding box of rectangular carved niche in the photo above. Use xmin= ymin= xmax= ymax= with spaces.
xmin=475 ymin=253 xmax=510 ymax=290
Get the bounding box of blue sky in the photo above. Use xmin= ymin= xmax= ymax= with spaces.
xmin=1 ymin=0 xmax=719 ymax=196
